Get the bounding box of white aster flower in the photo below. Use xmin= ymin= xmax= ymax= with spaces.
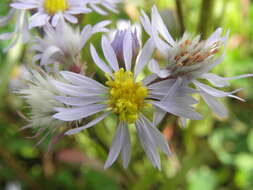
xmin=11 ymin=0 xmax=90 ymax=28
xmin=141 ymin=6 xmax=253 ymax=122
xmin=18 ymin=70 xmax=65 ymax=144
xmin=83 ymin=0 xmax=121 ymax=15
xmin=31 ymin=16 xmax=110 ymax=69
xmin=52 ymin=29 xmax=201 ymax=169
xmin=0 ymin=9 xmax=29 ymax=51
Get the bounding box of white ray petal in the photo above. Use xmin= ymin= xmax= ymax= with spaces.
xmin=104 ymin=122 xmax=125 ymax=169
xmin=121 ymin=123 xmax=131 ymax=168
xmin=90 ymin=44 xmax=113 ymax=77
xmin=102 ymin=35 xmax=119 ymax=71
xmin=200 ymin=90 xmax=228 ymax=118
xmin=134 ymin=39 xmax=155 ymax=77
xmin=123 ymin=28 xmax=133 ymax=71
xmin=53 ymin=104 xmax=106 ymax=121
xmin=65 ymin=112 xmax=110 ymax=135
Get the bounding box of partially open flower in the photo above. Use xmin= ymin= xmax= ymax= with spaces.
xmin=111 ymin=29 xmax=140 ymax=65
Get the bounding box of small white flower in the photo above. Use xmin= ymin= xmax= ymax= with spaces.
xmin=141 ymin=6 xmax=253 ymax=122
xmin=52 ymin=29 xmax=201 ymax=169
xmin=31 ymin=16 xmax=111 ymax=68
xmin=18 ymin=70 xmax=66 ymax=143
xmin=83 ymin=0 xmax=121 ymax=15
xmin=11 ymin=0 xmax=90 ymax=28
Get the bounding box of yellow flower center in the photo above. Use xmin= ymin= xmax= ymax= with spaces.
xmin=106 ymin=68 xmax=148 ymax=123
xmin=44 ymin=0 xmax=69 ymax=15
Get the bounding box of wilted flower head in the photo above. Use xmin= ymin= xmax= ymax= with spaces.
xmin=18 ymin=70 xmax=65 ymax=142
xmin=141 ymin=6 xmax=253 ymax=122
xmin=50 ymin=30 xmax=201 ymax=169
xmin=32 ymin=16 xmax=110 ymax=69
xmin=111 ymin=29 xmax=140 ymax=64
xmin=11 ymin=0 xmax=90 ymax=28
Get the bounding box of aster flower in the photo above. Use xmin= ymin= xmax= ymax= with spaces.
xmin=83 ymin=0 xmax=121 ymax=15
xmin=141 ymin=6 xmax=253 ymax=123
xmin=0 ymin=9 xmax=29 ymax=51
xmin=18 ymin=70 xmax=66 ymax=145
xmin=31 ymin=16 xmax=110 ymax=69
xmin=51 ymin=29 xmax=201 ymax=169
xmin=11 ymin=0 xmax=90 ymax=28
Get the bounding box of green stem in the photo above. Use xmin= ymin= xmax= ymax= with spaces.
xmin=198 ymin=0 xmax=216 ymax=39
xmin=175 ymin=0 xmax=185 ymax=35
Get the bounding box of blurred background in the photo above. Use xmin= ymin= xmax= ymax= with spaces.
xmin=1 ymin=0 xmax=253 ymax=189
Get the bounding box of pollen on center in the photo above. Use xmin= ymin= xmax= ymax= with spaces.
xmin=106 ymin=68 xmax=148 ymax=123
xmin=44 ymin=0 xmax=68 ymax=15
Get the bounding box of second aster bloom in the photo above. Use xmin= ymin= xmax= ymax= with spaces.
xmin=31 ymin=16 xmax=110 ymax=69
xmin=11 ymin=0 xmax=90 ymax=28
xmin=52 ymin=29 xmax=201 ymax=169
xmin=141 ymin=6 xmax=253 ymax=121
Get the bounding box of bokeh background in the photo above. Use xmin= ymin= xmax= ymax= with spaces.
xmin=1 ymin=0 xmax=253 ymax=189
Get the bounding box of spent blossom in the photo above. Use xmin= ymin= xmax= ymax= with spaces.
xmin=141 ymin=6 xmax=253 ymax=124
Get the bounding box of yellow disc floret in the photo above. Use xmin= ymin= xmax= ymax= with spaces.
xmin=44 ymin=0 xmax=68 ymax=15
xmin=106 ymin=68 xmax=148 ymax=123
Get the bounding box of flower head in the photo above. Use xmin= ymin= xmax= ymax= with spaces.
xmin=32 ymin=16 xmax=110 ymax=69
xmin=18 ymin=70 xmax=65 ymax=142
xmin=141 ymin=6 xmax=253 ymax=121
xmin=11 ymin=0 xmax=90 ymax=28
xmin=52 ymin=29 xmax=201 ymax=169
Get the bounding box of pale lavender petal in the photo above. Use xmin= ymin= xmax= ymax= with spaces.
xmin=200 ymin=90 xmax=228 ymax=118
xmin=193 ymin=80 xmax=244 ymax=101
xmin=55 ymin=96 xmax=106 ymax=106
xmin=104 ymin=122 xmax=125 ymax=169
xmin=136 ymin=119 xmax=161 ymax=170
xmin=123 ymin=28 xmax=133 ymax=71
xmin=65 ymin=112 xmax=110 ymax=135
xmin=102 ymin=35 xmax=119 ymax=71
xmin=151 ymin=5 xmax=175 ymax=46
xmin=201 ymin=73 xmax=230 ymax=88
xmin=60 ymin=71 xmax=107 ymax=90
xmin=134 ymin=39 xmax=155 ymax=77
xmin=53 ymin=104 xmax=106 ymax=121
xmin=121 ymin=124 xmax=131 ymax=168
xmin=148 ymin=59 xmax=170 ymax=78
xmin=90 ymin=44 xmax=113 ymax=76
xmin=64 ymin=13 xmax=78 ymax=24
xmin=140 ymin=114 xmax=171 ymax=155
